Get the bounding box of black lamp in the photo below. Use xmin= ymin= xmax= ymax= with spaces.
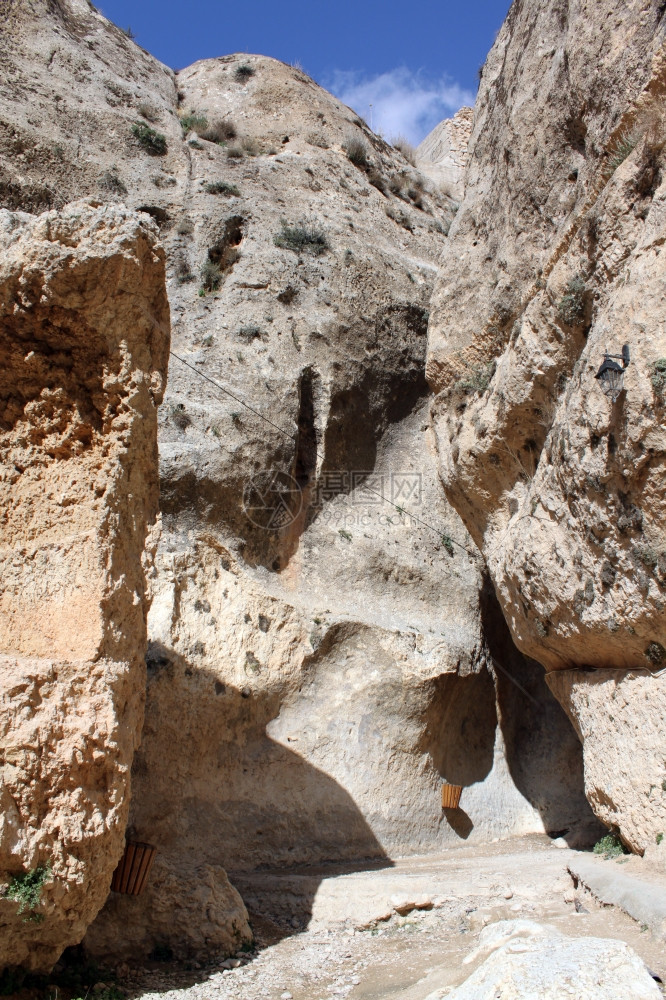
xmin=595 ymin=344 xmax=630 ymax=402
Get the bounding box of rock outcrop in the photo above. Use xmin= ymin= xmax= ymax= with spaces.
xmin=1 ymin=0 xmax=599 ymax=966
xmin=427 ymin=0 xmax=666 ymax=851
xmin=417 ymin=107 xmax=473 ymax=201
xmin=448 ymin=920 xmax=661 ymax=1000
xmin=0 ymin=201 xmax=169 ymax=970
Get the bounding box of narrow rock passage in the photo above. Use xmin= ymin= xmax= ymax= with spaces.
xmin=119 ymin=837 xmax=666 ymax=1000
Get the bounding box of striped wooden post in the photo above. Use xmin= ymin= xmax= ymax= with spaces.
xmin=441 ymin=784 xmax=463 ymax=809
xmin=111 ymin=841 xmax=156 ymax=895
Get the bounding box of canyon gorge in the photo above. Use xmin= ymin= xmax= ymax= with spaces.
xmin=0 ymin=0 xmax=665 ymax=996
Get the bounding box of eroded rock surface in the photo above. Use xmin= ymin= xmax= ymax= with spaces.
xmin=427 ymin=0 xmax=666 ymax=851
xmin=0 ymin=201 xmax=169 ymax=970
xmin=417 ymin=107 xmax=473 ymax=201
xmin=449 ymin=920 xmax=661 ymax=1000
xmin=548 ymin=669 xmax=666 ymax=852
xmin=1 ymin=0 xmax=598 ymax=965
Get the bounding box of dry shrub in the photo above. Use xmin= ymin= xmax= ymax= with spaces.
xmin=345 ymin=132 xmax=369 ymax=168
xmin=391 ymin=135 xmax=417 ymax=165
xmin=202 ymin=119 xmax=237 ymax=144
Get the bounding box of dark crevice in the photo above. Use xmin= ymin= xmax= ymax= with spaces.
xmin=137 ymin=205 xmax=169 ymax=227
xmin=292 ymin=367 xmax=318 ymax=489
xmin=479 ymin=574 xmax=603 ymax=845
xmin=208 ymin=215 xmax=244 ymax=272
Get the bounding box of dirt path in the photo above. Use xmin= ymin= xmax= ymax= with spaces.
xmin=123 ymin=836 xmax=666 ymax=1000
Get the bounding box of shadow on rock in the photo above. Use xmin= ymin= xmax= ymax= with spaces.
xmin=83 ymin=642 xmax=391 ymax=966
xmin=480 ymin=575 xmax=603 ymax=848
xmin=441 ymin=807 xmax=474 ymax=840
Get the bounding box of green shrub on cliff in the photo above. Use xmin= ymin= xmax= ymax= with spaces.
xmin=131 ymin=122 xmax=167 ymax=155
xmin=4 ymin=864 xmax=51 ymax=921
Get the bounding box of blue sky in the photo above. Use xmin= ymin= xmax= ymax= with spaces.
xmin=97 ymin=0 xmax=511 ymax=143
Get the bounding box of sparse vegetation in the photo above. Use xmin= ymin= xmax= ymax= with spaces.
xmin=457 ymin=362 xmax=495 ymax=395
xmin=175 ymin=256 xmax=194 ymax=284
xmin=391 ymin=135 xmax=417 ymax=165
xmin=339 ymin=529 xmax=352 ymax=542
xmin=180 ymin=111 xmax=208 ymax=136
xmin=593 ymin=833 xmax=629 ymax=858
xmin=131 ymin=122 xmax=167 ymax=155
xmin=388 ymin=171 xmax=427 ymax=210
xmin=306 ymin=131 xmax=329 ymax=148
xmin=441 ymin=534 xmax=454 ymax=557
xmin=201 ymin=118 xmax=237 ymax=144
xmin=607 ymin=130 xmax=638 ymax=173
xmin=240 ymin=136 xmax=260 ymax=156
xmin=657 ymin=832 xmax=664 ymax=845
xmin=645 ymin=641 xmax=665 ymax=666
xmin=235 ymin=64 xmax=255 ymax=82
xmin=205 ymin=181 xmax=240 ymax=196
xmin=137 ymin=101 xmax=159 ymax=123
xmin=169 ymin=403 xmax=191 ymax=431
xmin=237 ymin=324 xmax=263 ymax=343
xmin=200 ymin=258 xmax=222 ymax=292
xmin=226 ymin=144 xmax=244 ymax=159
xmin=367 ymin=167 xmax=387 ymax=194
xmin=176 ymin=217 xmax=194 ymax=235
xmin=99 ymin=169 xmax=127 ymax=195
xmin=274 ymin=219 xmax=329 ymax=256
xmin=385 ymin=203 xmax=413 ymax=231
xmin=345 ymin=133 xmax=370 ymax=168
xmin=4 ymin=864 xmax=51 ymax=921
xmin=650 ymin=358 xmax=666 ymax=399
xmin=557 ymin=275 xmax=587 ymax=326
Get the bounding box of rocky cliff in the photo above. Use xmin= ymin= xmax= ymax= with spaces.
xmin=427 ymin=0 xmax=666 ymax=852
xmin=0 ymin=201 xmax=169 ymax=970
xmin=0 ymin=0 xmax=603 ymax=969
xmin=417 ymin=107 xmax=474 ymax=201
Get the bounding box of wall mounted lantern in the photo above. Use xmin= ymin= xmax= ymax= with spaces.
xmin=595 ymin=344 xmax=630 ymax=402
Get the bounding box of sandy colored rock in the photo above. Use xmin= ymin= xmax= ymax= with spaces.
xmin=1 ymin=0 xmax=597 ymax=965
xmin=427 ymin=0 xmax=666 ymax=846
xmin=427 ymin=0 xmax=663 ymax=393
xmin=0 ymin=200 xmax=169 ymax=970
xmin=89 ymin=408 xmax=594 ymax=959
xmin=448 ymin=920 xmax=661 ymax=1000
xmin=548 ymin=669 xmax=666 ymax=853
xmin=84 ymin=858 xmax=251 ymax=962
xmin=417 ymin=107 xmax=473 ymax=201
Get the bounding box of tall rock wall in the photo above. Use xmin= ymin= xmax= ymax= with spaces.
xmin=417 ymin=107 xmax=474 ymax=201
xmin=427 ymin=0 xmax=666 ymax=852
xmin=1 ymin=0 xmax=598 ymax=965
xmin=0 ymin=201 xmax=169 ymax=970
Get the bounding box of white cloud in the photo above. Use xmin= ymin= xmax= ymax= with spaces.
xmin=324 ymin=67 xmax=475 ymax=146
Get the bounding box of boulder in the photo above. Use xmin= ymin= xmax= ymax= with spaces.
xmin=448 ymin=920 xmax=661 ymax=1000
xmin=0 ymin=201 xmax=169 ymax=970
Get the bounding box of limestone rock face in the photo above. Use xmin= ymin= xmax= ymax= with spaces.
xmin=449 ymin=920 xmax=661 ymax=1000
xmin=0 ymin=201 xmax=169 ymax=970
xmin=1 ymin=0 xmax=597 ymax=964
xmin=427 ymin=0 xmax=666 ymax=850
xmin=417 ymin=107 xmax=473 ymax=200
xmin=547 ymin=669 xmax=666 ymax=853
